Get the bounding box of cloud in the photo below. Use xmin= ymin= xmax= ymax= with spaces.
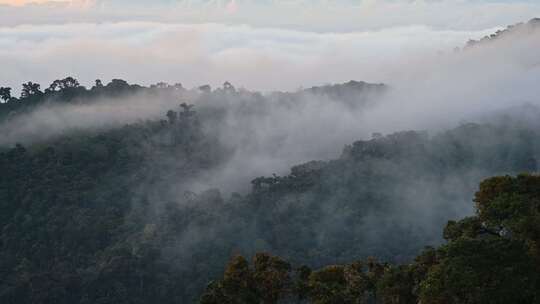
xmin=1 ymin=0 xmax=539 ymax=30
xmin=0 ymin=22 xmax=498 ymax=93
xmin=0 ymin=0 xmax=66 ymax=5
xmin=1 ymin=1 xmax=539 ymax=195
xmin=2 ymin=21 xmax=539 ymax=195
xmin=0 ymin=1 xmax=537 ymax=92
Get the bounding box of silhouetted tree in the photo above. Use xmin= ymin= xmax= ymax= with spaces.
xmin=166 ymin=110 xmax=178 ymax=124
xmin=20 ymin=82 xmax=42 ymax=98
xmin=199 ymin=84 xmax=212 ymax=93
xmin=180 ymin=103 xmax=195 ymax=116
xmin=223 ymin=81 xmax=235 ymax=93
xmin=252 ymin=253 xmax=292 ymax=303
xmin=46 ymin=77 xmax=80 ymax=93
xmin=107 ymin=79 xmax=130 ymax=90
xmin=94 ymin=79 xmax=104 ymax=89
xmin=0 ymin=87 xmax=11 ymax=103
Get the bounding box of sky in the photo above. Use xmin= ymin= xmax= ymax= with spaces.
xmin=1 ymin=0 xmax=539 ymax=91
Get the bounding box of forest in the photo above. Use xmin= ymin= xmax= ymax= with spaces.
xmin=0 ymin=18 xmax=539 ymax=304
xmin=201 ymin=174 xmax=540 ymax=304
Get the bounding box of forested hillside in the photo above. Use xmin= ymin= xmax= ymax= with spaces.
xmin=0 ymin=102 xmax=227 ymax=303
xmin=1 ymin=77 xmax=539 ymax=302
xmin=1 ymin=18 xmax=539 ymax=303
xmin=201 ymin=174 xmax=540 ymax=304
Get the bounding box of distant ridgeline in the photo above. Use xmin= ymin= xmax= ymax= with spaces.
xmin=465 ymin=18 xmax=540 ymax=48
xmin=0 ymin=78 xmax=147 ymax=120
xmin=0 ymin=77 xmax=386 ymax=123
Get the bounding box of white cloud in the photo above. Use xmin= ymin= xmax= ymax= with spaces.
xmin=1 ymin=17 xmax=539 ymax=195
xmin=0 ymin=0 xmax=539 ymax=30
xmin=1 ymin=0 xmax=537 ymax=91
xmin=0 ymin=22 xmax=498 ymax=93
xmin=0 ymin=0 xmax=67 ymax=5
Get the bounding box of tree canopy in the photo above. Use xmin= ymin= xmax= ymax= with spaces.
xmin=0 ymin=76 xmax=538 ymax=303
xmin=202 ymin=174 xmax=540 ymax=304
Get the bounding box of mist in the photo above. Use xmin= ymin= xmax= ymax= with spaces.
xmin=0 ymin=21 xmax=497 ymax=92
xmin=2 ymin=19 xmax=539 ymax=194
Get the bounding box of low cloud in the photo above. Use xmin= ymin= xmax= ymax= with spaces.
xmin=2 ymin=23 xmax=539 ymax=194
xmin=1 ymin=7 xmax=539 ymax=194
xmin=0 ymin=22 xmax=497 ymax=93
xmin=1 ymin=1 xmax=540 ymax=31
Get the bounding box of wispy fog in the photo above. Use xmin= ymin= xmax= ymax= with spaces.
xmin=1 ymin=20 xmax=539 ymax=194
xmin=0 ymin=21 xmax=499 ymax=93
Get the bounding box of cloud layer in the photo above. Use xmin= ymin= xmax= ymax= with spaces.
xmin=1 ymin=0 xmax=540 ymax=193
xmin=1 ymin=0 xmax=539 ymax=30
xmin=0 ymin=22 xmax=499 ymax=93
xmin=2 ymin=21 xmax=539 ymax=194
xmin=1 ymin=0 xmax=538 ymax=92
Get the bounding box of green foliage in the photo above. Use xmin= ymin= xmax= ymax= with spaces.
xmin=443 ymin=217 xmax=484 ymax=241
xmin=2 ymin=77 xmax=540 ymax=303
xmin=202 ymin=175 xmax=540 ymax=304
xmin=419 ymin=174 xmax=540 ymax=303
xmin=0 ymin=104 xmax=229 ymax=303
xmin=308 ymin=265 xmax=349 ymax=303
xmin=376 ymin=265 xmax=415 ymax=304
xmin=200 ymin=254 xmax=291 ymax=304
xmin=419 ymin=238 xmax=537 ymax=304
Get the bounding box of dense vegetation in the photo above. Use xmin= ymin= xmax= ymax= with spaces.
xmin=0 ymin=101 xmax=227 ymax=303
xmin=201 ymin=174 xmax=540 ymax=304
xmin=0 ymin=70 xmax=539 ymax=302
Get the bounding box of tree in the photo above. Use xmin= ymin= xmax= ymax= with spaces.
xmin=419 ymin=174 xmax=540 ymax=304
xmin=107 ymin=79 xmax=130 ymax=90
xmin=47 ymin=80 xmax=59 ymax=93
xmin=200 ymin=254 xmax=293 ymax=304
xmin=199 ymin=84 xmax=212 ymax=93
xmin=223 ymin=81 xmax=235 ymax=93
xmin=94 ymin=79 xmax=104 ymax=89
xmin=0 ymin=87 xmax=11 ymax=103
xmin=46 ymin=77 xmax=80 ymax=93
xmin=20 ymin=82 xmax=42 ymax=98
xmin=376 ymin=265 xmax=416 ymax=304
xmin=474 ymin=174 xmax=540 ymax=261
xmin=166 ymin=110 xmax=178 ymax=124
xmin=252 ymin=253 xmax=292 ymax=304
xmin=61 ymin=76 xmax=80 ymax=89
xmin=419 ymin=237 xmax=536 ymax=304
xmin=202 ymin=255 xmax=258 ymax=303
xmin=180 ymin=103 xmax=195 ymax=116
xmin=307 ymin=265 xmax=350 ymax=303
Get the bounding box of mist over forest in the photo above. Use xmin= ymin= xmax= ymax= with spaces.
xmin=1 ymin=5 xmax=540 ymax=304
